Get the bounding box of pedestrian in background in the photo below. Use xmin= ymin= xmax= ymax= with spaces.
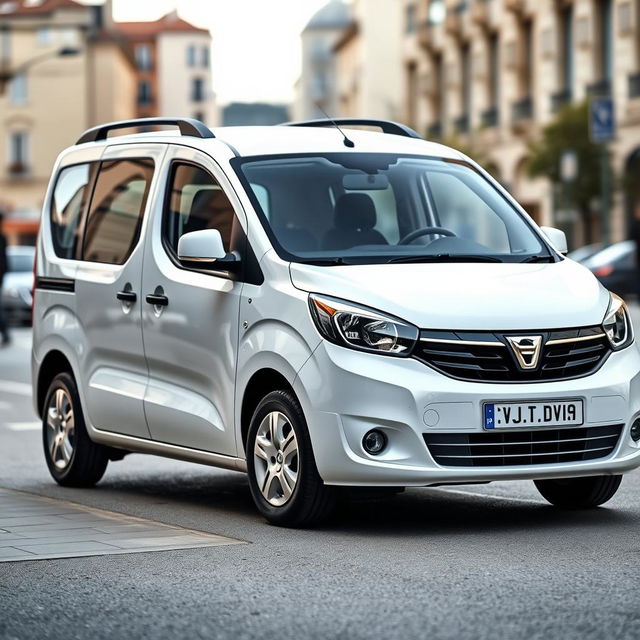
xmin=0 ymin=211 xmax=11 ymax=346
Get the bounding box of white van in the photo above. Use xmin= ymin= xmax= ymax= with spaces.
xmin=32 ymin=117 xmax=640 ymax=526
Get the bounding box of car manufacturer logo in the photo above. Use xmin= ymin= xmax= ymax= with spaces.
xmin=506 ymin=335 xmax=542 ymax=370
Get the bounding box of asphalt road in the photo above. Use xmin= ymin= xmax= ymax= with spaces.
xmin=1 ymin=317 xmax=640 ymax=640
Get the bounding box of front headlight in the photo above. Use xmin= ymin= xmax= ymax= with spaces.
xmin=603 ymin=293 xmax=633 ymax=350
xmin=309 ymin=294 xmax=419 ymax=356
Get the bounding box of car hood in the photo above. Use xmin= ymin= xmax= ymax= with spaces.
xmin=289 ymin=259 xmax=610 ymax=330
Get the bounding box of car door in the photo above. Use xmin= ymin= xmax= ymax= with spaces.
xmin=140 ymin=146 xmax=245 ymax=456
xmin=75 ymin=144 xmax=166 ymax=439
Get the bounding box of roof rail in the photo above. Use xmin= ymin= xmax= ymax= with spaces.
xmin=282 ymin=118 xmax=422 ymax=140
xmin=76 ymin=117 xmax=214 ymax=145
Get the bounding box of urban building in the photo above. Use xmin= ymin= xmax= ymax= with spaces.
xmin=400 ymin=0 xmax=640 ymax=246
xmin=118 ymin=10 xmax=217 ymax=126
xmin=0 ymin=0 xmax=137 ymax=241
xmin=294 ymin=0 xmax=351 ymax=121
xmin=222 ymin=102 xmax=289 ymax=126
xmin=333 ymin=0 xmax=404 ymax=121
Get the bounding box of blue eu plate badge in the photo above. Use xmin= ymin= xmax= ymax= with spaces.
xmin=484 ymin=404 xmax=495 ymax=430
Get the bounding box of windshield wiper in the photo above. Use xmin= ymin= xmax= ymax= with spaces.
xmin=387 ymin=253 xmax=503 ymax=264
xmin=519 ymin=255 xmax=555 ymax=263
xmin=297 ymin=257 xmax=350 ymax=266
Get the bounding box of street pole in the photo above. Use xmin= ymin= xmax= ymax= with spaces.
xmin=600 ymin=144 xmax=610 ymax=246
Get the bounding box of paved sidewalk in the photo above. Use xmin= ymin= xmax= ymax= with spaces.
xmin=0 ymin=488 xmax=244 ymax=562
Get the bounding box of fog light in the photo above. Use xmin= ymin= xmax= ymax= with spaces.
xmin=631 ymin=420 xmax=640 ymax=442
xmin=362 ymin=429 xmax=387 ymax=455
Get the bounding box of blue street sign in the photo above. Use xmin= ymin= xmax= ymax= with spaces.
xmin=590 ymin=97 xmax=615 ymax=143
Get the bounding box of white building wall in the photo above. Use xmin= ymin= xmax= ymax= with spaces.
xmin=157 ymin=32 xmax=218 ymax=126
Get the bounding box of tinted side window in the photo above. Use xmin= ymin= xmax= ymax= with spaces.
xmin=83 ymin=158 xmax=154 ymax=264
xmin=50 ymin=163 xmax=96 ymax=259
xmin=164 ymin=163 xmax=238 ymax=255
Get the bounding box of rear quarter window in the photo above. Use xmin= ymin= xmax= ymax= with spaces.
xmin=50 ymin=163 xmax=96 ymax=259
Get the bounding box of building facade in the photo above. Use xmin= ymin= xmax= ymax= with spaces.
xmin=294 ymin=0 xmax=351 ymax=121
xmin=400 ymin=0 xmax=640 ymax=246
xmin=118 ymin=10 xmax=217 ymax=126
xmin=333 ymin=0 xmax=405 ymax=121
xmin=0 ymin=0 xmax=137 ymax=241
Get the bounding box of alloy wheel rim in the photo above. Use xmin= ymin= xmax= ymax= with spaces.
xmin=253 ymin=411 xmax=299 ymax=507
xmin=46 ymin=388 xmax=75 ymax=470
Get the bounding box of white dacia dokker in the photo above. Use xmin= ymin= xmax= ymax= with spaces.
xmin=32 ymin=117 xmax=640 ymax=526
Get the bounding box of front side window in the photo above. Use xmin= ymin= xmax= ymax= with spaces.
xmin=83 ymin=159 xmax=154 ymax=264
xmin=164 ymin=163 xmax=238 ymax=259
xmin=50 ymin=163 xmax=96 ymax=259
xmin=233 ymin=153 xmax=548 ymax=265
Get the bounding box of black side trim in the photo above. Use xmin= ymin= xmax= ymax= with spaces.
xmin=35 ymin=277 xmax=75 ymax=293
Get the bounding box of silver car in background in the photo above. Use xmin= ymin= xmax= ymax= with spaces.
xmin=2 ymin=246 xmax=35 ymax=325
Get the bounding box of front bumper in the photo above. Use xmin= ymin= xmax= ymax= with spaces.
xmin=293 ymin=340 xmax=640 ymax=486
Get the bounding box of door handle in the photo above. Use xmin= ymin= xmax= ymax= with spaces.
xmin=146 ymin=293 xmax=169 ymax=307
xmin=116 ymin=290 xmax=137 ymax=303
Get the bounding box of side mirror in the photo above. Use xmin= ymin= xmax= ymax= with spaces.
xmin=540 ymin=226 xmax=568 ymax=255
xmin=177 ymin=229 xmax=235 ymax=265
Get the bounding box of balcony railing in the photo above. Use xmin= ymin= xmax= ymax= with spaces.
xmin=551 ymin=88 xmax=572 ymax=112
xmin=511 ymin=96 xmax=533 ymax=122
xmin=586 ymin=78 xmax=611 ymax=97
xmin=427 ymin=121 xmax=443 ymax=139
xmin=454 ymin=114 xmax=470 ymax=134
xmin=629 ymin=72 xmax=640 ymax=99
xmin=481 ymin=106 xmax=499 ymax=128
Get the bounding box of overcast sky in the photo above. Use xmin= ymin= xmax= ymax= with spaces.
xmin=111 ymin=0 xmax=333 ymax=106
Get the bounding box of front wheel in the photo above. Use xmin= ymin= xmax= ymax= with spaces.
xmin=246 ymin=390 xmax=335 ymax=527
xmin=534 ymin=475 xmax=622 ymax=509
xmin=42 ymin=372 xmax=109 ymax=487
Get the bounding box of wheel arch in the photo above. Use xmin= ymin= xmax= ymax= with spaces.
xmin=36 ymin=350 xmax=75 ymax=418
xmin=240 ymin=368 xmax=298 ymax=454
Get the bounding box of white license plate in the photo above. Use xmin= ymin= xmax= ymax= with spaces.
xmin=483 ymin=400 xmax=583 ymax=430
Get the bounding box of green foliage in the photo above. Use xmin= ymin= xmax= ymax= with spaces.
xmin=527 ymin=101 xmax=613 ymax=214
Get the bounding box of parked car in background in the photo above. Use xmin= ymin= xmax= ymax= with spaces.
xmin=582 ymin=241 xmax=637 ymax=299
xmin=566 ymin=243 xmax=602 ymax=264
xmin=1 ymin=246 xmax=35 ymax=325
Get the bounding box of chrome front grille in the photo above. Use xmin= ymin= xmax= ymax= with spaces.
xmin=423 ymin=424 xmax=623 ymax=467
xmin=413 ymin=326 xmax=611 ymax=383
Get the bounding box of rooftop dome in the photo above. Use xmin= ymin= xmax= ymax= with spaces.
xmin=304 ymin=0 xmax=350 ymax=31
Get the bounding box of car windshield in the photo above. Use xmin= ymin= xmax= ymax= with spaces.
xmin=583 ymin=241 xmax=634 ymax=269
xmin=233 ymin=153 xmax=549 ymax=264
xmin=7 ymin=250 xmax=35 ymax=273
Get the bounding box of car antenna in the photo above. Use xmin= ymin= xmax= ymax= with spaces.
xmin=315 ymin=103 xmax=355 ymax=148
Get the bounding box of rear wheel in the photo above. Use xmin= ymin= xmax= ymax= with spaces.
xmin=246 ymin=390 xmax=335 ymax=527
xmin=534 ymin=475 xmax=622 ymax=509
xmin=42 ymin=372 xmax=109 ymax=487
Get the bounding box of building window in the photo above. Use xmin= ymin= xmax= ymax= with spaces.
xmin=137 ymin=81 xmax=152 ymax=105
xmin=519 ymin=20 xmax=533 ymax=98
xmin=488 ymin=34 xmax=500 ymax=110
xmin=8 ymin=131 xmax=29 ymax=175
xmin=202 ymin=45 xmax=210 ymax=68
xmin=187 ymin=44 xmax=196 ymax=67
xmin=406 ymin=4 xmax=417 ymax=34
xmin=559 ymin=5 xmax=574 ymax=92
xmin=9 ymin=72 xmax=27 ymax=105
xmin=595 ymin=0 xmax=613 ymax=83
xmin=461 ymin=42 xmax=471 ymax=116
xmin=191 ymin=77 xmax=205 ymax=102
xmin=135 ymin=44 xmax=152 ymax=70
xmin=428 ymin=0 xmax=446 ymax=25
xmin=60 ymin=28 xmax=78 ymax=45
xmin=36 ymin=27 xmax=51 ymax=46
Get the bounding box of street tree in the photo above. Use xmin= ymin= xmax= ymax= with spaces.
xmin=527 ymin=101 xmax=613 ymax=243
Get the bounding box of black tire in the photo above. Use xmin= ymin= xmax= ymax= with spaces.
xmin=246 ymin=389 xmax=335 ymax=527
xmin=42 ymin=372 xmax=109 ymax=487
xmin=534 ymin=475 xmax=622 ymax=509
